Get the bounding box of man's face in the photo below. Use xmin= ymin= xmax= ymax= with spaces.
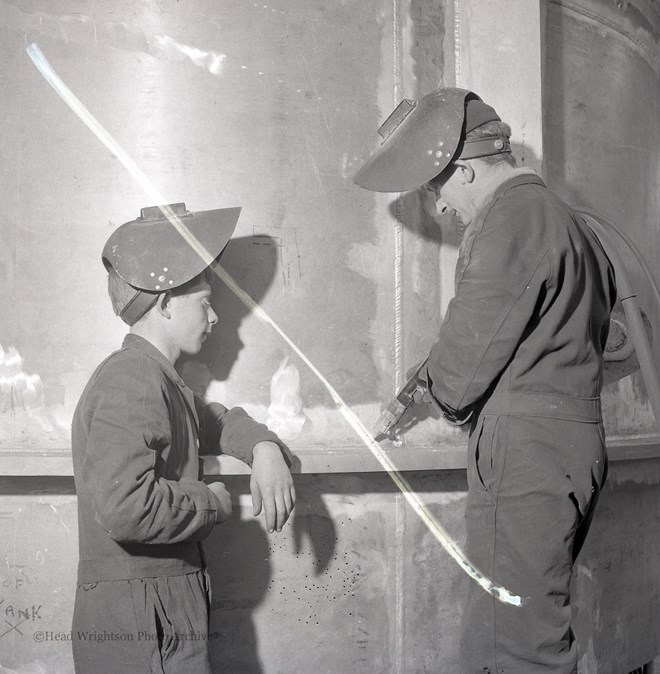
xmin=424 ymin=164 xmax=472 ymax=225
xmin=167 ymin=279 xmax=218 ymax=356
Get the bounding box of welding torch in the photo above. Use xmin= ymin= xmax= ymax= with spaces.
xmin=373 ymin=359 xmax=474 ymax=441
xmin=373 ymin=360 xmax=430 ymax=441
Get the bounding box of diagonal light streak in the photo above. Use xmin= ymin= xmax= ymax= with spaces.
xmin=26 ymin=42 xmax=522 ymax=607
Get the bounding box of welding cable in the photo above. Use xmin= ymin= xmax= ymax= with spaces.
xmin=578 ymin=210 xmax=660 ymax=431
xmin=578 ymin=208 xmax=660 ymax=318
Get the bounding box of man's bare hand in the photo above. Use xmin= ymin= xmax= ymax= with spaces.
xmin=250 ymin=441 xmax=295 ymax=533
xmin=208 ymin=481 xmax=233 ymax=524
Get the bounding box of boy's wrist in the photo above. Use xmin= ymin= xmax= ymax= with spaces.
xmin=253 ymin=440 xmax=282 ymax=457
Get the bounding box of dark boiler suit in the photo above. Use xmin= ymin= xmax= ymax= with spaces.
xmin=425 ymin=173 xmax=616 ymax=673
xmin=71 ymin=334 xmax=281 ymax=674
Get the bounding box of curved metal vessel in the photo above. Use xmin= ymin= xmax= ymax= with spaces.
xmin=544 ymin=0 xmax=660 ymax=436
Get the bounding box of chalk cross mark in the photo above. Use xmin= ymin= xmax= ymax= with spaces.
xmin=1 ymin=617 xmax=27 ymax=638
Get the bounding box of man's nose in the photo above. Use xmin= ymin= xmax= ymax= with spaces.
xmin=434 ymin=194 xmax=449 ymax=215
xmin=437 ymin=202 xmax=449 ymax=215
xmin=208 ymin=306 xmax=218 ymax=326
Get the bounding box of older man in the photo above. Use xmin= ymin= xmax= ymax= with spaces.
xmin=354 ymin=89 xmax=616 ymax=673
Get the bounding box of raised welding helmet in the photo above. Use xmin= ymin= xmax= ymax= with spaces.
xmin=102 ymin=202 xmax=241 ymax=325
xmin=353 ymin=87 xmax=509 ymax=192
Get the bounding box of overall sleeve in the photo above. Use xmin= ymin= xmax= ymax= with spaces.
xmin=81 ymin=359 xmax=218 ymax=545
xmin=426 ymin=197 xmax=551 ymax=414
xmin=196 ymin=398 xmax=285 ymax=467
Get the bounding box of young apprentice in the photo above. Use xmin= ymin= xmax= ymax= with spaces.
xmin=71 ymin=203 xmax=295 ymax=674
xmin=354 ymin=90 xmax=616 ymax=672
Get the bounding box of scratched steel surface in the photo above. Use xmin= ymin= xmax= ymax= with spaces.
xmin=0 ymin=0 xmax=462 ymax=463
xmin=0 ymin=0 xmax=658 ymax=458
xmin=1 ymin=464 xmax=659 ymax=673
xmin=571 ymin=459 xmax=660 ymax=673
xmin=0 ymin=476 xmax=469 ymax=673
xmin=0 ymin=492 xmax=78 ymax=672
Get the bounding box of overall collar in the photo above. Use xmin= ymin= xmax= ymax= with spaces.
xmin=122 ymin=333 xmax=187 ymax=388
xmin=485 ymin=169 xmax=545 ymax=208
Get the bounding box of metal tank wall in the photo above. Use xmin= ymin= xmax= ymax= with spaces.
xmin=0 ymin=1 xmax=659 ymax=673
xmin=544 ymin=0 xmax=660 ymax=438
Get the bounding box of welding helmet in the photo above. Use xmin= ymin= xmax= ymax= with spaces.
xmin=353 ymin=87 xmax=509 ymax=192
xmin=102 ymin=202 xmax=240 ymax=325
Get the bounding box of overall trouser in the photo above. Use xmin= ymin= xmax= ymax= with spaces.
xmin=72 ymin=566 xmax=213 ymax=674
xmin=459 ymin=395 xmax=607 ymax=674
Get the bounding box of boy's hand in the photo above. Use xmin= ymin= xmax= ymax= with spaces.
xmin=208 ymin=481 xmax=233 ymax=524
xmin=250 ymin=441 xmax=295 ymax=533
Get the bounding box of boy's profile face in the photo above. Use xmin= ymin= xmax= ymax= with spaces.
xmin=166 ymin=279 xmax=218 ymax=357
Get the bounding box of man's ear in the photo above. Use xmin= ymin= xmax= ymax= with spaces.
xmin=155 ymin=291 xmax=172 ymax=319
xmin=454 ymin=159 xmax=475 ymax=184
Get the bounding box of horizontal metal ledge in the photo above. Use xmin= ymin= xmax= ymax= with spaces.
xmin=0 ymin=435 xmax=659 ymax=476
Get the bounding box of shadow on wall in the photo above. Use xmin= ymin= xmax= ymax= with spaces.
xmin=204 ymin=476 xmax=336 ymax=674
xmin=176 ymin=232 xmax=338 ymax=670
xmin=178 ymin=235 xmax=279 ymax=386
xmin=389 ymin=188 xmax=453 ymax=246
xmin=202 ymin=471 xmax=469 ymax=672
xmin=205 ymin=516 xmax=270 ymax=674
